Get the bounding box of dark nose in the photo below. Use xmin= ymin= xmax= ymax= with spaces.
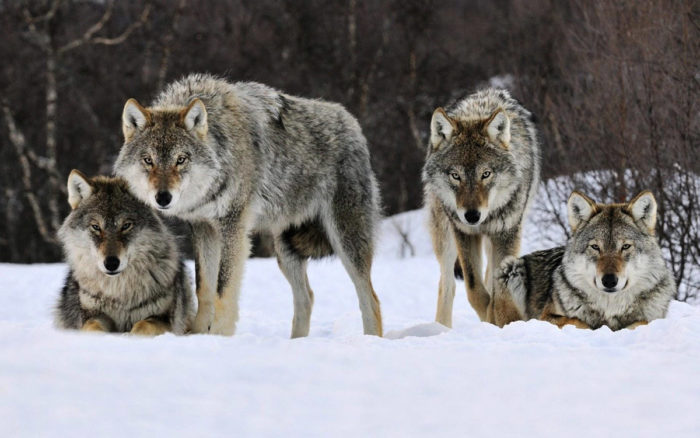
xmin=155 ymin=191 xmax=172 ymax=207
xmin=104 ymin=256 xmax=120 ymax=272
xmin=464 ymin=210 xmax=481 ymax=224
xmin=601 ymin=273 xmax=618 ymax=289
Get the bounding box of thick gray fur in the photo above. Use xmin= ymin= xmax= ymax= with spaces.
xmin=114 ymin=73 xmax=383 ymax=337
xmin=55 ymin=175 xmax=193 ymax=334
xmin=422 ymin=88 xmax=540 ymax=326
xmin=500 ymin=203 xmax=676 ymax=330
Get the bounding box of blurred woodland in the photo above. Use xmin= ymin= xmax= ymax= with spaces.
xmin=1 ymin=0 xmax=698 ymax=299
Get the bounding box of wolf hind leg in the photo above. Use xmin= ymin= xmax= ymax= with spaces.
xmin=274 ymin=234 xmax=315 ymax=338
xmin=323 ymin=202 xmax=382 ymax=336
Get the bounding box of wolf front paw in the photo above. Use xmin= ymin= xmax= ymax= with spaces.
xmin=81 ymin=318 xmax=109 ymax=332
xmin=625 ymin=321 xmax=648 ymax=330
xmin=191 ymin=312 xmax=212 ymax=334
xmin=130 ymin=319 xmax=169 ymax=336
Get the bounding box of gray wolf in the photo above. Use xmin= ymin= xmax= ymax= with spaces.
xmin=55 ymin=170 xmax=194 ymax=335
xmin=422 ymin=88 xmax=540 ymax=327
xmin=114 ymin=73 xmax=383 ymax=337
xmin=498 ymin=190 xmax=676 ymax=330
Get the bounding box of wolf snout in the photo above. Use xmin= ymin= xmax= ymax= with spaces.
xmin=464 ymin=210 xmax=481 ymax=224
xmin=155 ymin=191 xmax=172 ymax=208
xmin=601 ymin=273 xmax=618 ymax=292
xmin=104 ymin=256 xmax=121 ymax=275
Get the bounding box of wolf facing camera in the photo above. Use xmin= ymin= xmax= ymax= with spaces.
xmin=498 ymin=190 xmax=676 ymax=330
xmin=114 ymin=74 xmax=383 ymax=337
xmin=55 ymin=171 xmax=194 ymax=335
xmin=423 ymin=88 xmax=541 ymax=327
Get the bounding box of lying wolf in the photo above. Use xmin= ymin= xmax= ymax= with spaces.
xmin=114 ymin=74 xmax=383 ymax=337
xmin=498 ymin=190 xmax=676 ymax=330
xmin=422 ymin=88 xmax=540 ymax=327
xmin=55 ymin=171 xmax=193 ymax=335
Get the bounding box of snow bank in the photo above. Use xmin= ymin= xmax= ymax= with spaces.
xmin=1 ymin=179 xmax=698 ymax=436
xmin=1 ymin=254 xmax=698 ymax=437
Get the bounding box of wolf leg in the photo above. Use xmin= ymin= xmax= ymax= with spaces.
xmin=487 ymin=230 xmax=522 ymax=327
xmin=209 ymin=211 xmax=250 ymax=336
xmin=324 ymin=205 xmax=382 ymax=337
xmin=130 ymin=317 xmax=170 ymax=336
xmin=274 ymin=235 xmax=314 ymax=338
xmin=429 ymin=206 xmax=458 ymax=327
xmin=453 ymin=230 xmax=490 ymax=321
xmin=191 ymin=221 xmax=222 ymax=334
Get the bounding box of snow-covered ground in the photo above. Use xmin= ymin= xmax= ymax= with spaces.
xmin=1 ymin=206 xmax=699 ymax=437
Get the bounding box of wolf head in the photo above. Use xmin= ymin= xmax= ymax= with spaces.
xmin=58 ymin=170 xmax=164 ymax=277
xmin=565 ymin=190 xmax=662 ymax=294
xmin=113 ymin=98 xmax=219 ymax=214
xmin=422 ymin=106 xmax=519 ymax=228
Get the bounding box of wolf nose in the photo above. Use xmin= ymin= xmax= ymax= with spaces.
xmin=464 ymin=210 xmax=481 ymax=224
xmin=601 ymin=274 xmax=618 ymax=289
xmin=155 ymin=191 xmax=172 ymax=207
xmin=104 ymin=256 xmax=120 ymax=272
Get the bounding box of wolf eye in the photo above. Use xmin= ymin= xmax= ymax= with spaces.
xmin=449 ymin=172 xmax=461 ymax=181
xmin=143 ymin=157 xmax=153 ymax=166
xmin=176 ymin=156 xmax=187 ymax=165
xmin=481 ymin=170 xmax=492 ymax=179
xmin=91 ymin=224 xmax=101 ymax=232
xmin=590 ymin=244 xmax=600 ymax=251
xmin=121 ymin=222 xmax=132 ymax=232
xmin=621 ymin=244 xmax=631 ymax=250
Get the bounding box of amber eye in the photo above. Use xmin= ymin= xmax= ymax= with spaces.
xmin=449 ymin=172 xmax=461 ymax=181
xmin=143 ymin=157 xmax=153 ymax=165
xmin=91 ymin=224 xmax=101 ymax=232
xmin=621 ymin=244 xmax=631 ymax=250
xmin=176 ymin=156 xmax=187 ymax=165
xmin=121 ymin=222 xmax=132 ymax=232
xmin=590 ymin=244 xmax=600 ymax=251
xmin=481 ymin=170 xmax=492 ymax=179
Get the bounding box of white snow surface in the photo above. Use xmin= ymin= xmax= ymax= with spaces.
xmin=2 ymin=208 xmax=699 ymax=437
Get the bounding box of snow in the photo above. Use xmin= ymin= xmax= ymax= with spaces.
xmin=1 ymin=206 xmax=699 ymax=437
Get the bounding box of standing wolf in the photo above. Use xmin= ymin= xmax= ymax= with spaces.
xmin=423 ymin=89 xmax=540 ymax=327
xmin=114 ymin=73 xmax=383 ymax=337
xmin=55 ymin=170 xmax=193 ymax=335
xmin=498 ymin=190 xmax=676 ymax=330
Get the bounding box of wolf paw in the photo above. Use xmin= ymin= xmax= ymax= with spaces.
xmin=81 ymin=318 xmax=109 ymax=333
xmin=130 ymin=319 xmax=169 ymax=337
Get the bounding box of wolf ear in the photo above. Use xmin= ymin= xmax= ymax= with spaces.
xmin=430 ymin=108 xmax=456 ymax=152
xmin=485 ymin=108 xmax=511 ymax=148
xmin=628 ymin=191 xmax=657 ymax=233
xmin=67 ymin=169 xmax=93 ymax=209
xmin=181 ymin=99 xmax=208 ymax=137
xmin=122 ymin=98 xmax=150 ymax=141
xmin=567 ymin=191 xmax=597 ymax=232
